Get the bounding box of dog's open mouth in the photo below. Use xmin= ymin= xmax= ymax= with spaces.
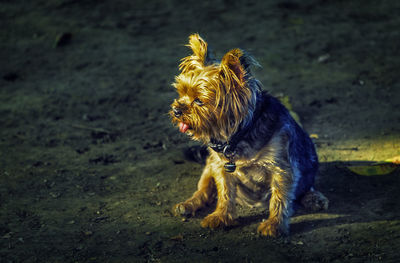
xmin=179 ymin=122 xmax=190 ymax=133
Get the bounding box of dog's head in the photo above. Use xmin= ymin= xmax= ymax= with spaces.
xmin=170 ymin=34 xmax=260 ymax=142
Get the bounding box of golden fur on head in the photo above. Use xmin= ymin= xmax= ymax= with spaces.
xmin=170 ymin=34 xmax=254 ymax=142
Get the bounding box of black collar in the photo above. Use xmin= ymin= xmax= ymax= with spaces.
xmin=208 ymin=94 xmax=265 ymax=172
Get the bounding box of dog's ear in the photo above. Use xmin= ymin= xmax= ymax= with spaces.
xmin=220 ymin=48 xmax=258 ymax=89
xmin=220 ymin=49 xmax=246 ymax=87
xmin=179 ymin=34 xmax=214 ymax=73
xmin=217 ymin=49 xmax=259 ymax=133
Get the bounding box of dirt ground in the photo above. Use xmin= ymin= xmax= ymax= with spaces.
xmin=1 ymin=0 xmax=400 ymax=262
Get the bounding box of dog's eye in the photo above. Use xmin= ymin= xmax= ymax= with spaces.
xmin=193 ymin=98 xmax=204 ymax=106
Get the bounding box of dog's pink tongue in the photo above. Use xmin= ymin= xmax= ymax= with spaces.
xmin=179 ymin=122 xmax=189 ymax=133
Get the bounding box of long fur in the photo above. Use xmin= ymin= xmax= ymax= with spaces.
xmin=170 ymin=34 xmax=328 ymax=237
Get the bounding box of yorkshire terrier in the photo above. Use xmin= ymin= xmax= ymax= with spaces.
xmin=170 ymin=34 xmax=328 ymax=237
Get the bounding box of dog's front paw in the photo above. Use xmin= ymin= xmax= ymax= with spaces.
xmin=173 ymin=202 xmax=195 ymax=217
xmin=257 ymin=218 xmax=287 ymax=237
xmin=201 ymin=212 xmax=235 ymax=229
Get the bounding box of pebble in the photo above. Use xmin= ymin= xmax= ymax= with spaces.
xmin=83 ymin=230 xmax=93 ymax=236
xmin=317 ymin=54 xmax=330 ymax=63
xmin=170 ymin=234 xmax=184 ymax=241
xmin=49 ymin=192 xmax=60 ymax=198
xmin=54 ymin=32 xmax=72 ymax=47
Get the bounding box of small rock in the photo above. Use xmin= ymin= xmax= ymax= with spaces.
xmin=49 ymin=192 xmax=60 ymax=198
xmin=170 ymin=234 xmax=184 ymax=241
xmin=83 ymin=230 xmax=93 ymax=236
xmin=317 ymin=54 xmax=330 ymax=63
xmin=55 ymin=32 xmax=72 ymax=47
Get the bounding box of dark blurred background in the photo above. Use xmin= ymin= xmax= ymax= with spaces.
xmin=1 ymin=0 xmax=399 ymax=262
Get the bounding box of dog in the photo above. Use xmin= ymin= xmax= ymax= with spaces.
xmin=170 ymin=34 xmax=328 ymax=237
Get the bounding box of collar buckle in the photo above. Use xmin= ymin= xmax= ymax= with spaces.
xmin=208 ymin=139 xmax=226 ymax=153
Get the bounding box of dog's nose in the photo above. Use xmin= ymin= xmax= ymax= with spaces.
xmin=173 ymin=108 xmax=182 ymax=117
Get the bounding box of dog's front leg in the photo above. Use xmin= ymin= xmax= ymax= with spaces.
xmin=201 ymin=171 xmax=237 ymax=229
xmin=258 ymin=168 xmax=293 ymax=237
xmin=174 ymin=159 xmax=216 ymax=217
